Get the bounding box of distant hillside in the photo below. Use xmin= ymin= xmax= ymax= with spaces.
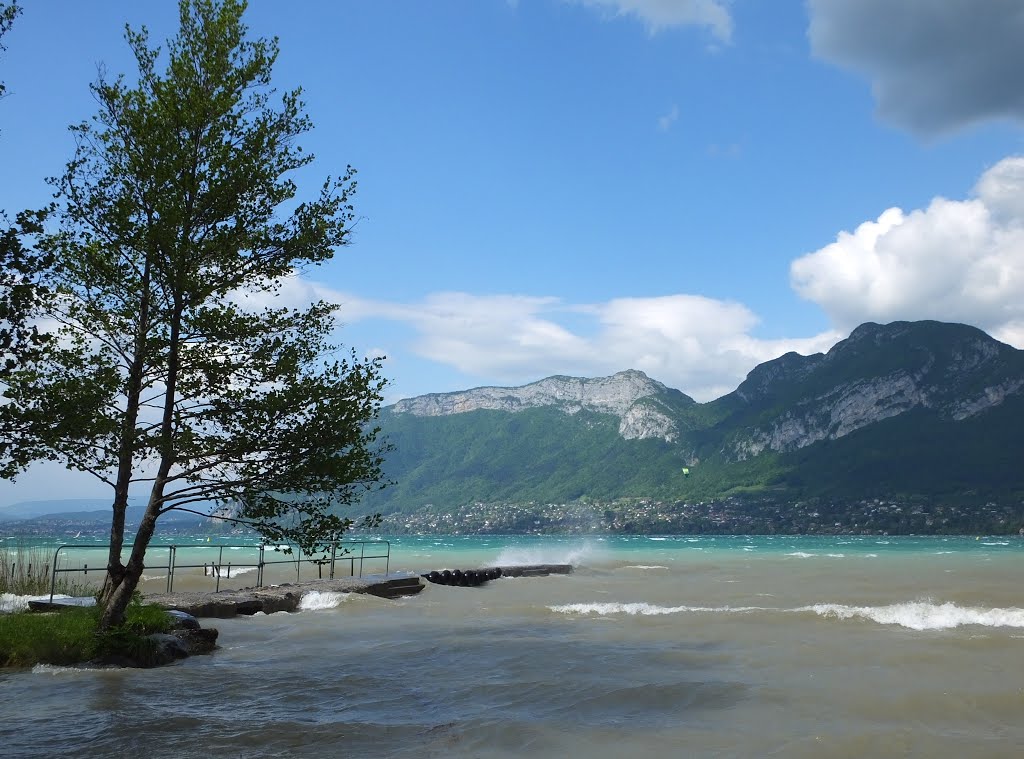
xmin=363 ymin=321 xmax=1024 ymax=514
xmin=0 ymin=498 xmax=120 ymax=521
xmin=0 ymin=499 xmax=214 ymax=533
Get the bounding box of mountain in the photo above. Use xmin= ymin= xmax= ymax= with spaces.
xmin=0 ymin=499 xmax=216 ymax=533
xmin=0 ymin=499 xmax=119 ymax=521
xmin=364 ymin=321 xmax=1024 ymax=515
xmin=391 ymin=369 xmax=696 ymax=442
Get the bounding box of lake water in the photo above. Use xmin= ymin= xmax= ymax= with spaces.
xmin=3 ymin=534 xmax=1024 ymax=757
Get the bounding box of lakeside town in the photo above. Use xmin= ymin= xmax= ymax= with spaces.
xmin=376 ymin=497 xmax=1024 ymax=536
xmin=6 ymin=496 xmax=1022 ymax=539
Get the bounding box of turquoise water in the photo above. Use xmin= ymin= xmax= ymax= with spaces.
xmin=3 ymin=533 xmax=1024 ymax=757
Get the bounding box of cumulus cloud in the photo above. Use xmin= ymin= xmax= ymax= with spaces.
xmin=332 ymin=290 xmax=838 ymax=402
xmin=567 ymin=0 xmax=733 ymax=41
xmin=791 ymin=156 xmax=1024 ymax=344
xmin=807 ymin=0 xmax=1024 ymax=135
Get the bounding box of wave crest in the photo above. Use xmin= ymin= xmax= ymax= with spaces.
xmin=549 ymin=602 xmax=766 ymax=616
xmin=802 ymin=601 xmax=1024 ymax=630
xmin=298 ymin=591 xmax=351 ymax=611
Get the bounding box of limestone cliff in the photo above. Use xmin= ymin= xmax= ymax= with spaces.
xmin=726 ymin=321 xmax=1024 ymax=458
xmin=390 ymin=369 xmax=692 ymax=443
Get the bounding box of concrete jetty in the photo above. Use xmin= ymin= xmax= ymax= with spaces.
xmin=140 ymin=563 xmax=572 ymax=619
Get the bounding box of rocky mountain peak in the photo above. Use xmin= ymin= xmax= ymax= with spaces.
xmin=726 ymin=320 xmax=1024 ymax=459
xmin=392 ymin=369 xmax=663 ymax=416
xmin=390 ymin=369 xmax=688 ymax=442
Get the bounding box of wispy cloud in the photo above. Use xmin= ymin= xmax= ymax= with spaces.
xmin=316 ymin=290 xmax=839 ymax=402
xmin=657 ymin=104 xmax=680 ymax=132
xmin=565 ymin=0 xmax=733 ymax=41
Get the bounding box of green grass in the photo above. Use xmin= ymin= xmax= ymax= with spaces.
xmin=0 ymin=597 xmax=173 ymax=668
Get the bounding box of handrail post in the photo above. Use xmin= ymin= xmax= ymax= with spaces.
xmin=216 ymin=545 xmax=224 ymax=592
xmin=49 ymin=546 xmax=62 ymax=603
xmin=167 ymin=546 xmax=175 ymax=593
xmin=258 ymin=544 xmax=265 ymax=588
xmin=330 ymin=541 xmax=337 ymax=580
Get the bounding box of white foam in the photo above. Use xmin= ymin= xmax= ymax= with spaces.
xmin=298 ymin=591 xmax=351 ymax=611
xmin=802 ymin=601 xmax=1024 ymax=631
xmin=548 ymin=602 xmax=768 ymax=616
xmin=786 ymin=552 xmax=815 ymax=558
xmin=206 ymin=565 xmax=259 ymax=579
xmin=623 ymin=565 xmax=669 ymax=570
xmin=0 ymin=593 xmax=72 ymax=613
xmin=32 ymin=663 xmax=89 ymax=675
xmin=494 ymin=541 xmax=599 ymax=568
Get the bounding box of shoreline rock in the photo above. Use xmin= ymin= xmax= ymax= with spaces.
xmin=91 ymin=609 xmax=219 ymax=668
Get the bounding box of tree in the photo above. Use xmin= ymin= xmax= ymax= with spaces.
xmin=0 ymin=0 xmax=389 ymax=629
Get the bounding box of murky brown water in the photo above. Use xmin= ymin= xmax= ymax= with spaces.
xmin=3 ymin=535 xmax=1024 ymax=757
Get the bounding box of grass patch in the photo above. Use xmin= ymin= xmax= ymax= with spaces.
xmin=0 ymin=596 xmax=173 ymax=668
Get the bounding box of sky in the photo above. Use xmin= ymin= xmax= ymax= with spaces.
xmin=1 ymin=0 xmax=1023 ymax=505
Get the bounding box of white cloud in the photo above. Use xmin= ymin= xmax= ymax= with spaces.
xmin=333 ymin=290 xmax=839 ymax=402
xmin=807 ymin=0 xmax=1024 ymax=136
xmin=657 ymin=104 xmax=680 ymax=132
xmin=790 ymin=156 xmax=1024 ymax=344
xmin=567 ymin=0 xmax=733 ymax=41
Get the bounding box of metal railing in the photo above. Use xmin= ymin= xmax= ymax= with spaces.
xmin=48 ymin=539 xmax=390 ymax=601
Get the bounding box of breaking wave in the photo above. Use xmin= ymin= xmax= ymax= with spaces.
xmin=203 ymin=565 xmax=259 ymax=579
xmin=549 ymin=602 xmax=768 ymax=616
xmin=549 ymin=599 xmax=1024 ymax=631
xmin=801 ymin=601 xmax=1024 ymax=631
xmin=623 ymin=565 xmax=669 ymax=570
xmin=297 ymin=591 xmax=353 ymax=611
xmin=494 ymin=542 xmax=599 ymax=568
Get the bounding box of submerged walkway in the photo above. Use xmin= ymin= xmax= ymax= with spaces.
xmin=143 ymin=563 xmax=572 ymax=618
xmin=29 ymin=564 xmax=573 ymax=618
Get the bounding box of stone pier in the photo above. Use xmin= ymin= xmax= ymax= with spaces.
xmin=138 ymin=564 xmax=572 ymax=618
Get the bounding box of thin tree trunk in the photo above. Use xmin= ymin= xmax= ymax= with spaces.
xmin=99 ymin=294 xmax=181 ymax=629
xmin=98 ymin=487 xmax=162 ymax=628
xmin=98 ymin=254 xmax=153 ymax=609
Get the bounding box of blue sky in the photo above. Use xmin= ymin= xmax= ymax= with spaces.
xmin=1 ymin=0 xmax=1023 ymax=504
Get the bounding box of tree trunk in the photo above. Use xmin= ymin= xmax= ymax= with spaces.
xmin=98 ymin=488 xmax=163 ymax=629
xmin=100 ymin=295 xmax=181 ymax=629
xmin=98 ymin=254 xmax=153 ymax=614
